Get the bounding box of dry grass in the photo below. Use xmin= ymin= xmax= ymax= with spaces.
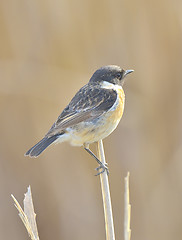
xmin=11 ymin=148 xmax=132 ymax=240
xmin=11 ymin=186 xmax=40 ymax=240
xmin=124 ymin=172 xmax=131 ymax=240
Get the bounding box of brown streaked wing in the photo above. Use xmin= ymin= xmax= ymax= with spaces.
xmin=46 ymin=83 xmax=117 ymax=136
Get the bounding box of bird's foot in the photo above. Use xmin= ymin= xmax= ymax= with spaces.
xmin=95 ymin=163 xmax=109 ymax=176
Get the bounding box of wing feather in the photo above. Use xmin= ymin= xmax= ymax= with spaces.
xmin=46 ymin=83 xmax=117 ymax=136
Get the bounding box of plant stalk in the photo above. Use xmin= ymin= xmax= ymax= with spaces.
xmin=97 ymin=140 xmax=115 ymax=240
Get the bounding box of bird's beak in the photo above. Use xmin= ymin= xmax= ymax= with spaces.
xmin=124 ymin=69 xmax=134 ymax=77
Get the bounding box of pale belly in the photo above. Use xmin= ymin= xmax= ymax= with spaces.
xmin=66 ymin=88 xmax=125 ymax=146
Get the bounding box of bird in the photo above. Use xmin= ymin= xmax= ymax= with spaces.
xmin=25 ymin=65 xmax=133 ymax=175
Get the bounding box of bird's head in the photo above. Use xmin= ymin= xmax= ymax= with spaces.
xmin=89 ymin=65 xmax=134 ymax=86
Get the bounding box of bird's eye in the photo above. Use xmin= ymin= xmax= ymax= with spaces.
xmin=116 ymin=72 xmax=122 ymax=80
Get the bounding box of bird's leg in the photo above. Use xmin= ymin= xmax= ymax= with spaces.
xmin=83 ymin=144 xmax=109 ymax=176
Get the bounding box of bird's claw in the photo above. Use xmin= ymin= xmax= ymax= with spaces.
xmin=95 ymin=163 xmax=109 ymax=176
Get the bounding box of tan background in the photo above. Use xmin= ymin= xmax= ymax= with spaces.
xmin=1 ymin=0 xmax=182 ymax=239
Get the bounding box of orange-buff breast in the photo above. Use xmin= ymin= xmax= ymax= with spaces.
xmin=108 ymin=87 xmax=125 ymax=124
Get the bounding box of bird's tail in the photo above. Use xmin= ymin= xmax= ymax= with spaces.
xmin=25 ymin=134 xmax=61 ymax=157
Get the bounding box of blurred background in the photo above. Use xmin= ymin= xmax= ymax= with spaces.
xmin=0 ymin=0 xmax=182 ymax=239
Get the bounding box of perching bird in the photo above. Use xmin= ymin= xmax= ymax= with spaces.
xmin=25 ymin=65 xmax=133 ymax=174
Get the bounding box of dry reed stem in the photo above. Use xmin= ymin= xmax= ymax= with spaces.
xmin=11 ymin=186 xmax=40 ymax=240
xmin=97 ymin=140 xmax=115 ymax=240
xmin=124 ymin=172 xmax=131 ymax=240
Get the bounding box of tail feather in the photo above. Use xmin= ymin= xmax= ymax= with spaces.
xmin=25 ymin=135 xmax=60 ymax=157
